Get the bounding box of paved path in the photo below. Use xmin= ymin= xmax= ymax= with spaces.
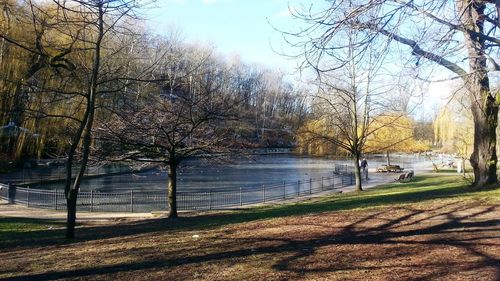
xmin=0 ymin=200 xmax=157 ymax=221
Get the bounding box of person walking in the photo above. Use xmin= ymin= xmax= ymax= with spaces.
xmin=360 ymin=158 xmax=368 ymax=180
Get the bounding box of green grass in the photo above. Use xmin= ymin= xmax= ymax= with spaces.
xmin=0 ymin=217 xmax=65 ymax=240
xmin=433 ymin=168 xmax=473 ymax=173
xmin=186 ymin=174 xmax=499 ymax=228
xmin=1 ymin=174 xmax=499 ymax=246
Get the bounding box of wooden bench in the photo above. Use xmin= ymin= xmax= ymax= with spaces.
xmin=377 ymin=165 xmax=404 ymax=173
xmin=395 ymin=171 xmax=414 ymax=183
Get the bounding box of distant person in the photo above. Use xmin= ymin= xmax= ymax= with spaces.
xmin=457 ymin=160 xmax=463 ymax=173
xmin=360 ymin=158 xmax=368 ymax=180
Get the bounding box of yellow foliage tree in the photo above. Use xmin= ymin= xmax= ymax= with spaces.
xmin=433 ymin=103 xmax=474 ymax=176
xmin=365 ymin=115 xmax=430 ymax=165
xmin=433 ymin=107 xmax=456 ymax=151
xmin=296 ymin=118 xmax=342 ymax=156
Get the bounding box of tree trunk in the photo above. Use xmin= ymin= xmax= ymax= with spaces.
xmin=353 ymin=154 xmax=363 ymax=191
xmin=167 ymin=162 xmax=178 ymax=218
xmin=469 ymin=100 xmax=498 ymax=187
xmin=460 ymin=0 xmax=498 ymax=187
xmin=63 ymin=117 xmax=87 ymax=239
xmin=386 ymin=151 xmax=391 ymax=166
xmin=65 ymin=189 xmax=77 ymax=239
xmin=64 ymin=109 xmax=94 ymax=239
xmin=465 ymin=43 xmax=498 ymax=187
xmin=64 ymin=2 xmax=103 ymax=238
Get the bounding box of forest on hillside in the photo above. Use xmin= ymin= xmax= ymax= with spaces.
xmin=0 ymin=0 xmax=313 ymax=169
xmin=0 ymin=0 xmax=439 ymax=172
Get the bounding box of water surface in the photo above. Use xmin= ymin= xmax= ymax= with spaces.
xmin=7 ymin=154 xmax=424 ymax=192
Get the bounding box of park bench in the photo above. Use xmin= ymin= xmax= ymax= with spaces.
xmin=377 ymin=164 xmax=404 ymax=173
xmin=395 ymin=171 xmax=414 ymax=183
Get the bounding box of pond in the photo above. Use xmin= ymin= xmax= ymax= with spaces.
xmin=5 ymin=154 xmax=426 ymax=192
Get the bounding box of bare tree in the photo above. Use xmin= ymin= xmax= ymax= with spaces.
xmin=299 ymin=28 xmax=407 ymax=191
xmin=283 ymin=0 xmax=500 ymax=188
xmin=21 ymin=0 xmax=154 ymax=238
xmin=96 ymin=47 xmax=238 ymax=218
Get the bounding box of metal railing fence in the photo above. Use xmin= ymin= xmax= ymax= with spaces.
xmin=0 ymin=165 xmax=356 ymax=213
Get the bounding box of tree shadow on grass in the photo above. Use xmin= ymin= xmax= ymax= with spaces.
xmin=2 ymin=200 xmax=499 ymax=281
xmin=0 ymin=176 xmax=496 ymax=250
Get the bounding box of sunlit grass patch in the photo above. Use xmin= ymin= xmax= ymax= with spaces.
xmin=231 ymin=174 xmax=499 ymax=222
xmin=0 ymin=217 xmax=65 ymax=241
xmin=0 ymin=217 xmax=64 ymax=232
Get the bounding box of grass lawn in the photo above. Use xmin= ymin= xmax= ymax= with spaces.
xmin=0 ymin=174 xmax=499 ymax=280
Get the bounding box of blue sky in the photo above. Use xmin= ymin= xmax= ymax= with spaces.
xmin=144 ymin=0 xmax=454 ymax=115
xmin=146 ymin=0 xmax=307 ymax=73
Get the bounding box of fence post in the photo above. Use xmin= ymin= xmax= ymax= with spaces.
xmin=209 ymin=190 xmax=212 ymax=210
xmin=130 ymin=190 xmax=134 ymax=213
xmin=90 ymin=190 xmax=94 ymax=212
xmin=7 ymin=183 xmax=11 ymax=203
xmin=4 ymin=172 xmax=367 ymax=213
xmin=239 ymin=187 xmax=242 ymax=207
xmin=297 ymin=180 xmax=300 ymax=197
